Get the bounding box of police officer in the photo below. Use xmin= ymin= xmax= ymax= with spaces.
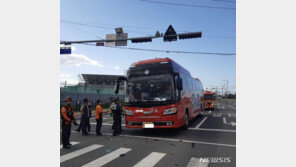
xmin=61 ymin=97 xmax=78 ymax=149
xmin=95 ymin=99 xmax=104 ymax=135
xmin=111 ymin=97 xmax=122 ymax=136
xmin=87 ymin=101 xmax=92 ymax=132
xmin=81 ymin=97 xmax=90 ymax=135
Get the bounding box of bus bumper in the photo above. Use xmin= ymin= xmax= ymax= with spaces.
xmin=125 ymin=116 xmax=183 ymax=128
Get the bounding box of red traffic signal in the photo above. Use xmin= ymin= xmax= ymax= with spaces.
xmin=96 ymin=42 xmax=104 ymax=46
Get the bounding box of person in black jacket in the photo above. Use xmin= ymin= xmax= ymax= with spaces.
xmin=111 ymin=97 xmax=122 ymax=136
xmin=81 ymin=97 xmax=90 ymax=135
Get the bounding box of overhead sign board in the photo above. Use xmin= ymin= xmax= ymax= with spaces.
xmin=115 ymin=33 xmax=128 ymax=46
xmin=106 ymin=34 xmax=115 ymax=47
xmin=60 ymin=46 xmax=71 ymax=54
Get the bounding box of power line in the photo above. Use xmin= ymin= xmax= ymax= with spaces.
xmin=77 ymin=43 xmax=235 ymax=56
xmin=61 ymin=19 xmax=235 ymax=39
xmin=61 ymin=20 xmax=153 ymax=36
xmin=62 ymin=22 xmax=104 ymax=39
xmin=139 ymin=0 xmax=236 ymax=10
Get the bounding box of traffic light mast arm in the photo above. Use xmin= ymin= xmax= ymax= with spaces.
xmin=60 ymin=32 xmax=202 ymax=45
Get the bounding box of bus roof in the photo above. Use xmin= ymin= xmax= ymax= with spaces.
xmin=131 ymin=58 xmax=171 ymax=66
xmin=131 ymin=58 xmax=191 ymax=76
xmin=204 ymin=91 xmax=213 ymax=94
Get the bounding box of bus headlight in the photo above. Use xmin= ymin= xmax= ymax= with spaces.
xmin=163 ymin=107 xmax=177 ymax=115
xmin=125 ymin=109 xmax=133 ymax=116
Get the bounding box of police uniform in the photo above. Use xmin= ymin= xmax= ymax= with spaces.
xmin=61 ymin=104 xmax=74 ymax=148
xmin=81 ymin=102 xmax=90 ymax=135
xmin=111 ymin=101 xmax=121 ymax=135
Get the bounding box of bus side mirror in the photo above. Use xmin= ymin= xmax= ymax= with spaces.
xmin=114 ymin=83 xmax=119 ymax=94
xmin=114 ymin=76 xmax=127 ymax=94
xmin=177 ymin=78 xmax=183 ymax=90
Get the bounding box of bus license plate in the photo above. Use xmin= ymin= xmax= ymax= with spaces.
xmin=143 ymin=122 xmax=154 ymax=128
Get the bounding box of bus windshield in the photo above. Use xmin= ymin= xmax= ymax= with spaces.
xmin=126 ymin=74 xmax=175 ymax=103
xmin=204 ymin=94 xmax=214 ymax=100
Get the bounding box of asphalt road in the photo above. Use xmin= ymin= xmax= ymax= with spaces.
xmin=60 ymin=99 xmax=236 ymax=167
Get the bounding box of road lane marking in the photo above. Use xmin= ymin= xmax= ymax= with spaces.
xmin=194 ymin=117 xmax=208 ymax=129
xmin=82 ymin=148 xmax=131 ymax=167
xmin=60 ymin=141 xmax=80 ymax=149
xmin=223 ymin=117 xmax=227 ymax=124
xmin=101 ymin=133 xmax=236 ymax=148
xmin=188 ymin=128 xmax=236 ymax=133
xmin=209 ymin=110 xmax=212 ymax=114
xmin=63 ymin=130 xmax=235 ymax=147
xmin=212 ymin=113 xmax=222 ymax=117
xmin=186 ymin=158 xmax=209 ymax=167
xmin=133 ymin=152 xmax=166 ymax=167
xmin=60 ymin=144 xmax=103 ymax=163
xmin=228 ymin=105 xmax=236 ymax=109
xmin=223 ymin=117 xmax=236 ymax=126
xmin=228 ymin=113 xmax=236 ymax=117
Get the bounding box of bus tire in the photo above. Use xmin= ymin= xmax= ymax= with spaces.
xmin=183 ymin=110 xmax=189 ymax=130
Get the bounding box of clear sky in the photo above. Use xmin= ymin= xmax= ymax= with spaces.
xmin=60 ymin=0 xmax=236 ymax=94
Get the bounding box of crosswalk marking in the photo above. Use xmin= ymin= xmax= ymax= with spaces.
xmin=186 ymin=158 xmax=209 ymax=167
xmin=133 ymin=152 xmax=166 ymax=167
xmin=82 ymin=148 xmax=131 ymax=167
xmin=60 ymin=142 xmax=80 ymax=149
xmin=60 ymin=144 xmax=103 ymax=163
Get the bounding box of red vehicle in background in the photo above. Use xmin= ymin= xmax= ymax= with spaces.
xmin=203 ymin=91 xmax=215 ymax=110
xmin=115 ymin=58 xmax=204 ymax=129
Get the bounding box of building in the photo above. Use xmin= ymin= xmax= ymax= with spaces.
xmin=60 ymin=74 xmax=125 ymax=105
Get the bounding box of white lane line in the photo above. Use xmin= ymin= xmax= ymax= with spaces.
xmin=223 ymin=117 xmax=227 ymax=124
xmin=188 ymin=128 xmax=236 ymax=133
xmin=208 ymin=110 xmax=212 ymax=114
xmin=101 ymin=133 xmax=236 ymax=148
xmin=82 ymin=148 xmax=131 ymax=167
xmin=133 ymin=152 xmax=166 ymax=167
xmin=212 ymin=113 xmax=222 ymax=117
xmin=60 ymin=144 xmax=103 ymax=163
xmin=194 ymin=117 xmax=208 ymax=129
xmin=60 ymin=141 xmax=80 ymax=149
xmin=186 ymin=158 xmax=209 ymax=167
xmin=102 ymin=123 xmax=125 ymax=126
xmin=228 ymin=105 xmax=236 ymax=109
xmin=104 ymin=120 xmax=114 ymax=124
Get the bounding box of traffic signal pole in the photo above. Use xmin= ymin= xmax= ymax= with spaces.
xmin=60 ymin=25 xmax=202 ymax=45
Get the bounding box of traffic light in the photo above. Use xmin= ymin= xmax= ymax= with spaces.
xmin=178 ymin=32 xmax=202 ymax=40
xmin=131 ymin=37 xmax=152 ymax=43
xmin=164 ymin=25 xmax=177 ymax=42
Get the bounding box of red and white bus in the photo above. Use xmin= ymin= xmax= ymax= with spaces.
xmin=115 ymin=58 xmax=204 ymax=129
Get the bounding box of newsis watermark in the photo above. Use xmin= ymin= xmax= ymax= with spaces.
xmin=199 ymin=157 xmax=232 ymax=164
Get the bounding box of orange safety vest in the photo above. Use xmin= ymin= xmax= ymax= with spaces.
xmin=95 ymin=105 xmax=103 ymax=119
xmin=61 ymin=106 xmax=74 ymax=124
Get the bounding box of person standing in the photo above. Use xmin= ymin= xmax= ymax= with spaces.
xmin=111 ymin=97 xmax=122 ymax=136
xmin=87 ymin=101 xmax=92 ymax=132
xmin=81 ymin=97 xmax=90 ymax=135
xmin=61 ymin=97 xmax=78 ymax=149
xmin=95 ymin=100 xmax=104 ymax=135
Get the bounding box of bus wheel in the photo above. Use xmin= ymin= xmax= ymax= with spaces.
xmin=183 ymin=111 xmax=189 ymax=130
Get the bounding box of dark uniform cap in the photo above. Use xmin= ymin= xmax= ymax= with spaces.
xmin=65 ymin=97 xmax=72 ymax=102
xmin=83 ymin=97 xmax=88 ymax=102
